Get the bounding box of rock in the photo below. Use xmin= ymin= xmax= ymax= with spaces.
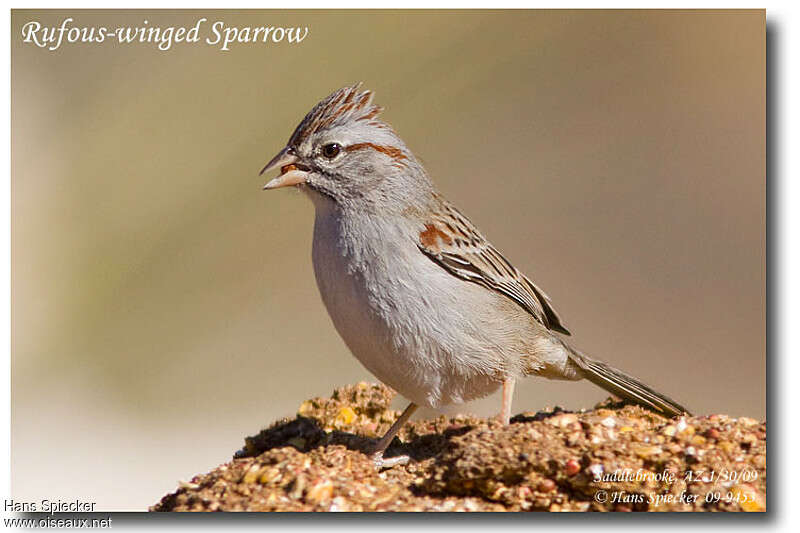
xmin=151 ymin=383 xmax=766 ymax=512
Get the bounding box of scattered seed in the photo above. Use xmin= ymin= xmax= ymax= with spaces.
xmin=565 ymin=459 xmax=581 ymax=476
xmin=539 ymin=479 xmax=557 ymax=492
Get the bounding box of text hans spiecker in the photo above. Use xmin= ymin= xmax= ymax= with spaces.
xmin=4 ymin=498 xmax=99 ymax=514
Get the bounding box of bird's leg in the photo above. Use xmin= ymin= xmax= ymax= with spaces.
xmin=501 ymin=377 xmax=516 ymax=425
xmin=370 ymin=402 xmax=417 ymax=469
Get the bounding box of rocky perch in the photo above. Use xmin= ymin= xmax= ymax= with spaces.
xmin=152 ymin=383 xmax=766 ymax=512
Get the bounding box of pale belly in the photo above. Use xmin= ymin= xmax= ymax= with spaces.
xmin=310 ymin=209 xmax=513 ymax=408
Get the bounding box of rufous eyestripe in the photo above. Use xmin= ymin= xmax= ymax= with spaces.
xmin=345 ymin=142 xmax=407 ymax=162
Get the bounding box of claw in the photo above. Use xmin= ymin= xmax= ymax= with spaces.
xmin=371 ymin=451 xmax=410 ymax=470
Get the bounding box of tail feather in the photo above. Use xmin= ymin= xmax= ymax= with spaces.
xmin=568 ymin=350 xmax=691 ymax=418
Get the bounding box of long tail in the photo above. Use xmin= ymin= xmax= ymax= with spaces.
xmin=567 ymin=349 xmax=692 ymax=417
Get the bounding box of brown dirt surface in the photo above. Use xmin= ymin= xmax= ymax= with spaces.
xmin=151 ymin=382 xmax=766 ymax=512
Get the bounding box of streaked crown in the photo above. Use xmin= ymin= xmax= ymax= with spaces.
xmin=287 ymin=83 xmax=387 ymax=147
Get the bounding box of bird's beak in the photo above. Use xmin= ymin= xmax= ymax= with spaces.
xmin=260 ymin=147 xmax=310 ymax=190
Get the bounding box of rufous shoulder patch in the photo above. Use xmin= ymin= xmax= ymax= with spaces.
xmin=419 ymin=223 xmax=453 ymax=253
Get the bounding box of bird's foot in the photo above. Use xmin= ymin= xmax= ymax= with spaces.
xmin=370 ymin=451 xmax=410 ymax=470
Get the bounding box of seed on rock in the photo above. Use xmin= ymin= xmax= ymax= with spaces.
xmin=565 ymin=459 xmax=581 ymax=476
xmin=718 ymin=441 xmax=736 ymax=453
xmin=732 ymin=484 xmax=765 ymax=512
xmin=635 ymin=446 xmax=663 ymax=458
xmin=258 ymin=467 xmax=281 ymax=485
xmin=241 ymin=463 xmax=261 ymax=484
xmin=742 ymin=433 xmax=757 ymax=444
xmin=330 ymin=496 xmax=348 ymax=512
xmin=601 ymin=416 xmax=616 ymax=428
xmin=690 ymin=435 xmax=707 ymax=446
xmin=290 ymin=476 xmax=306 ymax=500
xmin=334 ymin=406 xmax=356 ymax=427
xmin=306 ymin=480 xmax=334 ymax=504
xmin=549 ymin=413 xmax=579 ymax=428
xmin=567 ymin=432 xmax=583 ymax=446
xmin=539 ymin=479 xmax=557 ymax=492
xmin=297 ymin=400 xmax=316 ymax=417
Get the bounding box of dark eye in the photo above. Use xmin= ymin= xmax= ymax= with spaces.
xmin=321 ymin=143 xmax=342 ymax=159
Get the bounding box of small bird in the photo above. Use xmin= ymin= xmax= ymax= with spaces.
xmin=261 ymin=84 xmax=690 ymax=467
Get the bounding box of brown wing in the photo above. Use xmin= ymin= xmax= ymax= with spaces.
xmin=417 ymin=195 xmax=570 ymax=335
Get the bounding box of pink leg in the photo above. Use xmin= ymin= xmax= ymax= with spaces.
xmin=501 ymin=377 xmax=516 ymax=425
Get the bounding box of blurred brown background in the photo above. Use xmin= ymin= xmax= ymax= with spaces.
xmin=11 ymin=10 xmax=765 ymax=510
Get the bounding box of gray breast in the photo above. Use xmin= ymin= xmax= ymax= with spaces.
xmin=309 ymin=206 xmax=528 ymax=407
